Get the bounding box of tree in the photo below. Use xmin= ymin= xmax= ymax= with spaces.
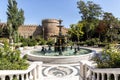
xmin=68 ymin=23 xmax=84 ymax=42
xmin=95 ymin=20 xmax=107 ymax=41
xmin=0 ymin=24 xmax=9 ymax=38
xmin=103 ymin=12 xmax=120 ymax=42
xmin=77 ymin=0 xmax=102 ymax=39
xmin=7 ymin=0 xmax=24 ymax=42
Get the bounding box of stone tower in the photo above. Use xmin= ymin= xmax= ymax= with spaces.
xmin=42 ymin=19 xmax=59 ymax=40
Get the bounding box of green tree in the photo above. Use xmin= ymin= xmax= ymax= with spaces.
xmin=77 ymin=0 xmax=102 ymax=39
xmin=68 ymin=23 xmax=84 ymax=42
xmin=7 ymin=0 xmax=24 ymax=42
xmin=103 ymin=12 xmax=120 ymax=42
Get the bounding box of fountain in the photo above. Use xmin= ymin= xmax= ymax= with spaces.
xmin=52 ymin=19 xmax=68 ymax=55
xmin=26 ymin=19 xmax=95 ymax=63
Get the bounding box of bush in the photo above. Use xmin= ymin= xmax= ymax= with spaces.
xmin=28 ymin=39 xmax=37 ymax=46
xmin=0 ymin=41 xmax=29 ymax=70
xmin=83 ymin=38 xmax=100 ymax=46
xmin=47 ymin=39 xmax=54 ymax=46
xmin=78 ymin=41 xmax=85 ymax=46
xmin=67 ymin=41 xmax=74 ymax=46
xmin=21 ymin=38 xmax=37 ymax=47
xmin=92 ymin=44 xmax=120 ymax=68
xmin=97 ymin=42 xmax=109 ymax=47
xmin=39 ymin=38 xmax=46 ymax=45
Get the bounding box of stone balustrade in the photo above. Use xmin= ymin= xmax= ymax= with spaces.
xmin=0 ymin=62 xmax=43 ymax=80
xmin=80 ymin=61 xmax=120 ymax=80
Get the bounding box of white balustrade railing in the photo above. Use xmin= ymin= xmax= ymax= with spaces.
xmin=80 ymin=61 xmax=120 ymax=80
xmin=0 ymin=62 xmax=43 ymax=80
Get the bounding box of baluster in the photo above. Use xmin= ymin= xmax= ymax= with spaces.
xmin=97 ymin=73 xmax=99 ymax=80
xmin=1 ymin=76 xmax=5 ymax=80
xmin=26 ymin=73 xmax=29 ymax=80
xmin=9 ymin=75 xmax=13 ymax=80
xmin=16 ymin=75 xmax=19 ymax=80
xmin=86 ymin=70 xmax=91 ymax=80
xmin=102 ymin=73 xmax=104 ymax=80
xmin=21 ymin=74 xmax=24 ymax=80
xmin=79 ymin=61 xmax=84 ymax=79
xmin=114 ymin=74 xmax=118 ymax=80
xmin=92 ymin=72 xmax=95 ymax=80
xmin=84 ymin=64 xmax=88 ymax=80
xmin=89 ymin=71 xmax=92 ymax=80
xmin=29 ymin=72 xmax=33 ymax=80
xmin=107 ymin=74 xmax=110 ymax=80
xmin=33 ymin=67 xmax=37 ymax=80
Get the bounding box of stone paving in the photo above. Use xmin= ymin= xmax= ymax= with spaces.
xmin=42 ymin=63 xmax=80 ymax=80
xmin=41 ymin=47 xmax=102 ymax=80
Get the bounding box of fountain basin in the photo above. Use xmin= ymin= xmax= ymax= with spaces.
xmin=26 ymin=47 xmax=95 ymax=64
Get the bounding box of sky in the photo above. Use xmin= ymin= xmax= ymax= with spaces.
xmin=0 ymin=0 xmax=120 ymax=28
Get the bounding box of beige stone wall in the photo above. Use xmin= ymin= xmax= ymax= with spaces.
xmin=0 ymin=19 xmax=68 ymax=40
xmin=18 ymin=25 xmax=42 ymax=38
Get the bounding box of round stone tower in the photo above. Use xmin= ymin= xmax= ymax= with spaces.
xmin=42 ymin=19 xmax=59 ymax=40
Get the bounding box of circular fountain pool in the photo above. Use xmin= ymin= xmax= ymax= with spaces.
xmin=26 ymin=47 xmax=95 ymax=63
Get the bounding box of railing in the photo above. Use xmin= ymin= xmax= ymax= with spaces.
xmin=0 ymin=62 xmax=43 ymax=80
xmin=80 ymin=61 xmax=120 ymax=80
